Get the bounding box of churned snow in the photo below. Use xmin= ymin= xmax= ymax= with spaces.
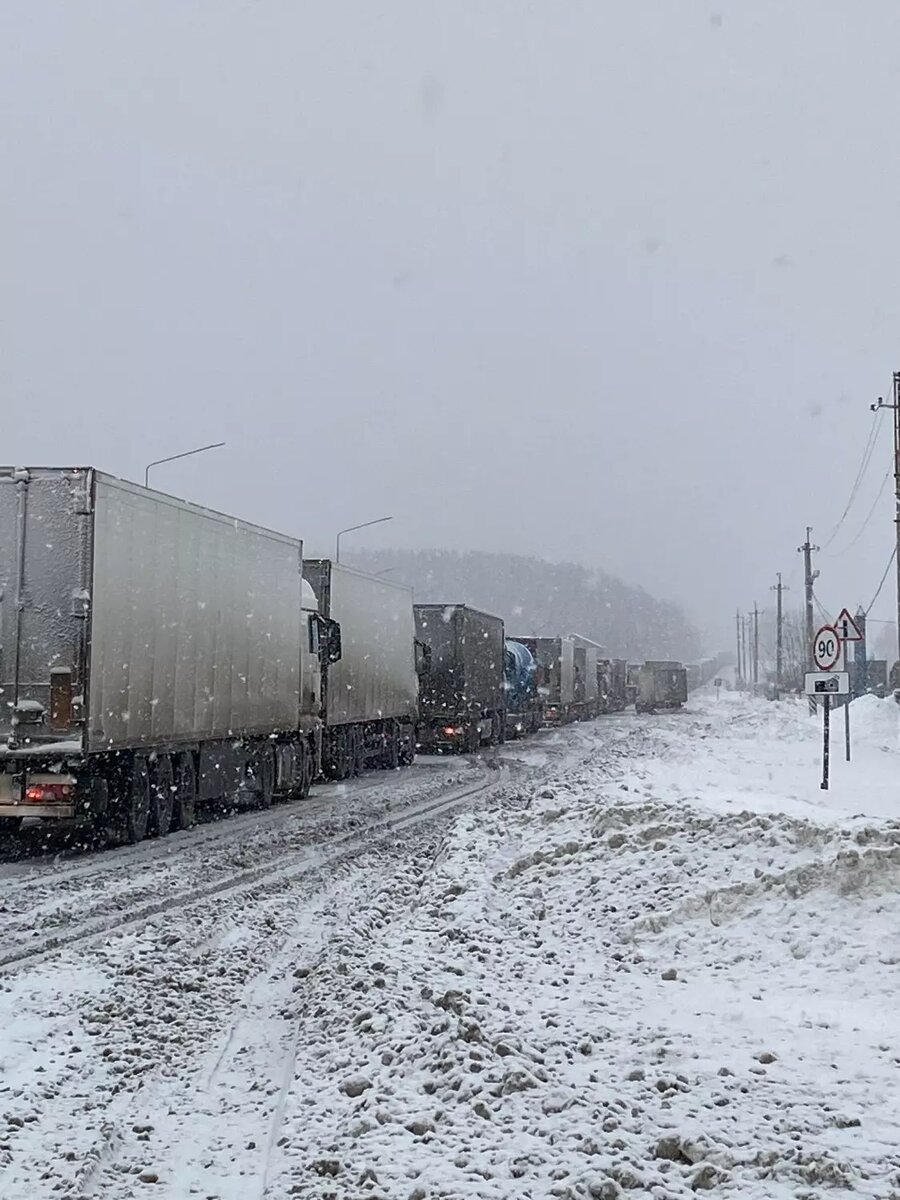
xmin=0 ymin=691 xmax=898 ymax=1198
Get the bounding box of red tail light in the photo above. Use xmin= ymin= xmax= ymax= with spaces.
xmin=25 ymin=783 xmax=74 ymax=803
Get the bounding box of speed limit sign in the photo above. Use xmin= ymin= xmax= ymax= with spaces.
xmin=813 ymin=624 xmax=841 ymax=671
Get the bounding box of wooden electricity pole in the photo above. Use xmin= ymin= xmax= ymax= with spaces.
xmin=771 ymin=573 xmax=788 ymax=699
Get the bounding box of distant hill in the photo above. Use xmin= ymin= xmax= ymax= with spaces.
xmin=347 ymin=549 xmax=700 ymax=663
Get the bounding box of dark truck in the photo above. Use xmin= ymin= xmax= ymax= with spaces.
xmin=414 ymin=604 xmax=505 ymax=752
xmin=635 ymin=661 xmax=689 ymax=713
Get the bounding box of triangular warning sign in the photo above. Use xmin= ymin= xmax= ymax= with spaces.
xmin=835 ymin=608 xmax=863 ymax=641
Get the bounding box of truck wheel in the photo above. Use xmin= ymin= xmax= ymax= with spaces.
xmin=174 ymin=753 xmax=197 ymax=829
xmin=384 ymin=722 xmax=400 ymax=770
xmin=351 ymin=729 xmax=365 ymax=778
xmin=300 ymin=743 xmax=315 ymax=798
xmin=148 ymin=755 xmax=175 ymax=838
xmin=0 ymin=816 xmax=22 ymax=835
xmin=124 ymin=759 xmax=151 ymax=844
xmin=256 ymin=744 xmax=276 ymax=807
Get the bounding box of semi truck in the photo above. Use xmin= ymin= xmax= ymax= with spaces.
xmin=414 ymin=604 xmax=505 ymax=752
xmin=302 ymin=560 xmax=420 ymax=777
xmin=0 ymin=467 xmax=324 ymax=840
xmin=598 ymin=657 xmax=628 ymax=712
xmin=513 ymin=635 xmax=576 ymax=725
xmin=635 ymin=661 xmax=688 ymax=713
xmin=503 ymin=638 xmax=542 ymax=738
xmin=569 ymin=633 xmax=604 ymax=720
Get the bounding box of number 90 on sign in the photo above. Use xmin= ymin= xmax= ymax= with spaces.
xmin=813 ymin=625 xmax=841 ymax=671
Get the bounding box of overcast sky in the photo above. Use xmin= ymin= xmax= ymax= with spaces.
xmin=4 ymin=2 xmax=900 ymax=649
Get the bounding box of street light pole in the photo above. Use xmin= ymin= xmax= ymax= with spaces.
xmin=144 ymin=442 xmax=226 ymax=488
xmin=335 ymin=516 xmax=393 ymax=563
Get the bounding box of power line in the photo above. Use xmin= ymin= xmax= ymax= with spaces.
xmin=826 ymin=468 xmax=892 ymax=556
xmin=866 ymin=546 xmax=897 ymax=615
xmin=821 ymin=409 xmax=882 ymax=548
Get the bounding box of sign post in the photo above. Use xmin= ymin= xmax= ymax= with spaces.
xmin=835 ymin=609 xmax=862 ymax=763
xmin=809 ymin=624 xmax=845 ymax=791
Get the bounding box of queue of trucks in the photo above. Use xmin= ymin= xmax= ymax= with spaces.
xmin=0 ymin=467 xmax=695 ymax=841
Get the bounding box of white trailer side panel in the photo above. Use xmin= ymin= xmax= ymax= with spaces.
xmin=323 ymin=563 xmax=418 ymax=727
xmin=88 ymin=475 xmax=303 ymax=752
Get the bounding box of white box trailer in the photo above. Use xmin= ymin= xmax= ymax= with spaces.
xmin=0 ymin=467 xmax=321 ymax=839
xmin=568 ymin=633 xmax=605 ymax=719
xmin=303 ymin=560 xmax=419 ymax=776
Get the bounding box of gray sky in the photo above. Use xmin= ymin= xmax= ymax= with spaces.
xmin=3 ymin=1 xmax=900 ymax=649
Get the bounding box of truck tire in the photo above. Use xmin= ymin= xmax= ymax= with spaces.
xmin=123 ymin=758 xmax=151 ymax=844
xmin=256 ymin=744 xmax=276 ymax=808
xmin=384 ymin=722 xmax=400 ymax=770
xmin=0 ymin=816 xmax=22 ymax=835
xmin=148 ymin=754 xmax=175 ymax=838
xmin=173 ymin=753 xmax=197 ymax=829
xmin=351 ymin=728 xmax=365 ymax=777
xmin=300 ymin=742 xmax=315 ymax=798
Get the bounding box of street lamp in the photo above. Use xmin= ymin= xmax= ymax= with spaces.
xmin=335 ymin=515 xmax=393 ymax=563
xmin=144 ymin=442 xmax=226 ymax=488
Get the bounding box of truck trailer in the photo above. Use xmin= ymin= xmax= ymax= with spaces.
xmin=504 ymin=638 xmax=542 ymax=738
xmin=513 ymin=636 xmax=576 ymax=725
xmin=569 ymin=633 xmax=604 ymax=720
xmin=414 ymin=604 xmax=505 ymax=752
xmin=303 ymin=560 xmax=419 ymax=777
xmin=598 ymin=657 xmax=628 ymax=713
xmin=0 ymin=467 xmax=323 ymax=840
xmin=635 ymin=661 xmax=688 ymax=713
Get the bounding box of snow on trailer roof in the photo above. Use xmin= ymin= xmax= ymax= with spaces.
xmin=567 ymin=633 xmax=607 ymax=651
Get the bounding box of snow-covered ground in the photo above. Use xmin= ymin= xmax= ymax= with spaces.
xmin=2 ymin=694 xmax=899 ymax=1198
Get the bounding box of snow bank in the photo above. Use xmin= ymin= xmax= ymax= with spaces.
xmin=850 ymin=693 xmax=900 ymax=752
xmin=271 ymin=706 xmax=900 ymax=1198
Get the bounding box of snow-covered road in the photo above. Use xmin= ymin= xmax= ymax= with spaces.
xmin=2 ymin=694 xmax=899 ymax=1199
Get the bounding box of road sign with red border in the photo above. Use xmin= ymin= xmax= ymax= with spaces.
xmin=813 ymin=624 xmax=841 ymax=671
xmin=835 ymin=608 xmax=863 ymax=642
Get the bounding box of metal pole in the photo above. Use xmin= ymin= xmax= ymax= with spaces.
xmin=844 ymin=697 xmax=851 ymax=762
xmin=893 ymin=371 xmax=900 ymax=663
xmin=821 ymin=696 xmax=830 ymax=790
xmin=144 ymin=441 xmax=225 ymax=488
xmin=335 ymin=515 xmax=393 ymax=563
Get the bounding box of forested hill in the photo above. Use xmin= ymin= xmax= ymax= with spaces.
xmin=347 ymin=549 xmax=700 ymax=663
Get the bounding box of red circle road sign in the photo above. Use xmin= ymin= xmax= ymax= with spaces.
xmin=813 ymin=624 xmax=841 ymax=671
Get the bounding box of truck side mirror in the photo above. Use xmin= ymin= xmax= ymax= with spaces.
xmin=326 ymin=619 xmax=342 ymax=664
xmin=415 ymin=640 xmax=431 ymax=676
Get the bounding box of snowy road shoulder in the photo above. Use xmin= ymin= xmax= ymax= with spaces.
xmin=268 ymin=697 xmax=900 ymax=1199
xmin=3 ymin=697 xmax=899 ymax=1199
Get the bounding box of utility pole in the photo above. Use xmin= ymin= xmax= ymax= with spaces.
xmin=741 ymin=614 xmax=749 ymax=691
xmin=770 ymin=573 xmax=788 ymax=699
xmin=752 ymin=602 xmax=760 ymax=687
xmin=735 ymin=609 xmax=743 ymax=686
xmin=798 ymin=527 xmax=820 ymax=669
xmin=871 ymin=373 xmax=900 ymax=662
xmin=854 ymin=606 xmax=867 ymax=698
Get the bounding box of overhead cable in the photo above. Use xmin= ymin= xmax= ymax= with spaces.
xmin=821 ymin=409 xmax=882 ymax=549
